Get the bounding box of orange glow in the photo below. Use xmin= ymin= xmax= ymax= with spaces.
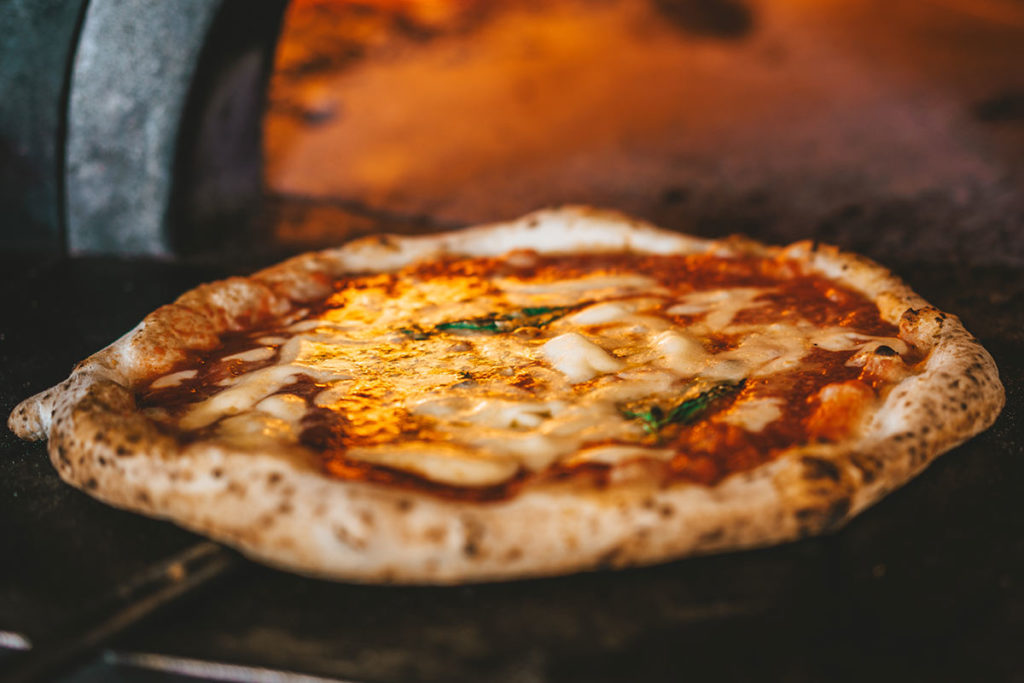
xmin=264 ymin=0 xmax=1024 ymax=250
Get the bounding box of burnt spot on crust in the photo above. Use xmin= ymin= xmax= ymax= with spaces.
xmin=116 ymin=446 xmax=132 ymax=457
xmin=849 ymin=452 xmax=883 ymax=484
xmin=824 ymin=497 xmax=851 ymax=529
xmin=56 ymin=445 xmax=70 ymax=468
xmin=136 ymin=490 xmax=152 ymax=505
xmin=267 ymin=472 xmax=282 ymax=486
xmin=800 ymin=456 xmax=841 ymax=482
xmin=84 ymin=478 xmax=98 ymax=490
xmin=796 ymin=496 xmax=852 ymax=535
xmin=462 ymin=517 xmax=485 ymax=558
xmin=596 ymin=544 xmax=627 ymax=569
xmin=333 ymin=525 xmax=367 ymax=550
xmin=698 ymin=528 xmax=725 ymax=544
xmin=396 ymin=498 xmax=414 ymax=512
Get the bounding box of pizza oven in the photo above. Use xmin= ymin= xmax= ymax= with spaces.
xmin=1 ymin=1 xmax=1024 ymax=682
xmin=4 ymin=0 xmax=1024 ymax=265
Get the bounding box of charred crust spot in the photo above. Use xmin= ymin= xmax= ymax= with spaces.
xmin=597 ymin=545 xmax=626 ymax=569
xmin=94 ymin=431 xmax=105 ymax=442
xmin=84 ymin=478 xmax=98 ymax=490
xmin=850 ymin=453 xmax=881 ymax=484
xmin=116 ymin=446 xmax=131 ymax=457
xmin=97 ymin=456 xmax=107 ymax=467
xmin=824 ymin=497 xmax=851 ymax=529
xmin=333 ymin=525 xmax=367 ymax=550
xmin=801 ymin=456 xmax=841 ymax=482
xmin=795 ymin=507 xmax=817 ymax=522
xmin=641 ymin=497 xmax=656 ymax=510
xmin=698 ymin=528 xmax=725 ymax=544
xmin=462 ymin=518 xmax=485 ymax=558
xmin=211 ymin=468 xmax=223 ymax=479
xmin=396 ymin=498 xmax=413 ymax=512
xmin=874 ymin=345 xmax=898 ymax=357
xmin=659 ymin=504 xmax=675 ymax=518
xmin=267 ymin=472 xmax=282 ymax=485
xmin=126 ymin=433 xmax=141 ymax=444
xmin=136 ymin=490 xmax=151 ymax=505
xmin=57 ymin=445 xmax=69 ymax=467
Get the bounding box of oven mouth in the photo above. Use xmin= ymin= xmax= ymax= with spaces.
xmin=42 ymin=0 xmax=1024 ymax=271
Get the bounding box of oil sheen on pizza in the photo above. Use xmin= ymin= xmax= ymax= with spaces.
xmin=137 ymin=251 xmax=919 ymax=501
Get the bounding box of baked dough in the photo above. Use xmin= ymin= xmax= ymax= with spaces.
xmin=8 ymin=207 xmax=1004 ymax=583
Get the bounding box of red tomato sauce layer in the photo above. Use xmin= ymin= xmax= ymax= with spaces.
xmin=137 ymin=251 xmax=911 ymax=501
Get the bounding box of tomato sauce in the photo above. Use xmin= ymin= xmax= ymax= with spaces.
xmin=137 ymin=252 xmax=911 ymax=500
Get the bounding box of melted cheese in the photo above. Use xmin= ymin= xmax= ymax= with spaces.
xmin=540 ymin=333 xmax=624 ymax=384
xmin=222 ymin=347 xmax=275 ymax=363
xmin=152 ymin=270 xmax=907 ymax=488
xmin=150 ymin=369 xmax=197 ymax=389
xmin=346 ymin=443 xmax=519 ymax=487
xmin=718 ymin=398 xmax=784 ymax=432
xmin=667 ymin=287 xmax=769 ymax=329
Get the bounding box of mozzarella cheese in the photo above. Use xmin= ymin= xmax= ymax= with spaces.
xmin=155 ymin=266 xmax=906 ymax=488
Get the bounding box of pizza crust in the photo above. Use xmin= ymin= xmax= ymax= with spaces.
xmin=7 ymin=207 xmax=1004 ymax=583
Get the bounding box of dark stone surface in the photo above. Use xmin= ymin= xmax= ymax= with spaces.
xmin=0 ymin=256 xmax=1020 ymax=682
xmin=0 ymin=0 xmax=88 ymax=253
xmin=0 ymin=257 xmax=227 ymax=642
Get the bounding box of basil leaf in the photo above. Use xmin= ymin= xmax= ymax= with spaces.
xmin=620 ymin=381 xmax=744 ymax=435
xmin=417 ymin=304 xmax=582 ymax=337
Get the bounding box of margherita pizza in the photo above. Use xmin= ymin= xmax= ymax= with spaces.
xmin=7 ymin=208 xmax=1004 ymax=582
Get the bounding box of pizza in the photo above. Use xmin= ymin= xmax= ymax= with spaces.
xmin=7 ymin=207 xmax=1004 ymax=583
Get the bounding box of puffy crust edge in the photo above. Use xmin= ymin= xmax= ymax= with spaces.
xmin=7 ymin=207 xmax=1005 ymax=583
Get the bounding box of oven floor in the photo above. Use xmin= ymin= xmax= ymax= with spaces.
xmin=1 ymin=256 xmax=1021 ymax=683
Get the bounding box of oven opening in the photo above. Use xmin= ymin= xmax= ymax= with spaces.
xmin=260 ymin=0 xmax=757 ymax=253
xmin=167 ymin=0 xmax=1023 ymax=266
